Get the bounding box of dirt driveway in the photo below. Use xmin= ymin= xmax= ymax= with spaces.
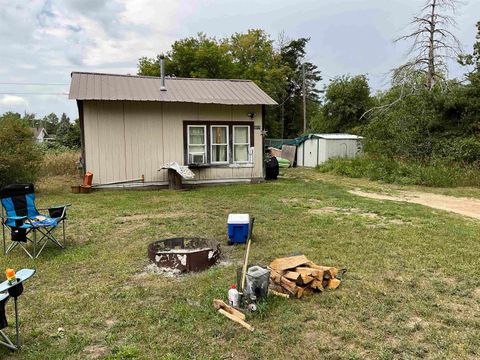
xmin=349 ymin=189 xmax=480 ymax=220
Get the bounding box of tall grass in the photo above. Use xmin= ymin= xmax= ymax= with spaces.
xmin=317 ymin=155 xmax=480 ymax=187
xmin=40 ymin=150 xmax=81 ymax=177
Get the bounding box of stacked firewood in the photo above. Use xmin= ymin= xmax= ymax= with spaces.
xmin=268 ymin=255 xmax=342 ymax=298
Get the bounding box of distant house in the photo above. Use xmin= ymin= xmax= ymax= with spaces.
xmin=68 ymin=71 xmax=277 ymax=186
xmin=30 ymin=127 xmax=48 ymax=143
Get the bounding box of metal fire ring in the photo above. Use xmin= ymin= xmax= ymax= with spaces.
xmin=148 ymin=237 xmax=221 ymax=272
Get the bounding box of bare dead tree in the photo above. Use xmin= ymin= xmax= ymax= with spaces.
xmin=394 ymin=0 xmax=463 ymax=90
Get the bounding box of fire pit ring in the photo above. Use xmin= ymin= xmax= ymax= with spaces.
xmin=148 ymin=237 xmax=221 ymax=272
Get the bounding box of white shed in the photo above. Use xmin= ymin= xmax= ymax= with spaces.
xmin=296 ymin=133 xmax=363 ymax=167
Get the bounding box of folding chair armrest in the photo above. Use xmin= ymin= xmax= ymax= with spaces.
xmin=4 ymin=215 xmax=27 ymax=221
xmin=2 ymin=215 xmax=30 ymax=227
xmin=38 ymin=204 xmax=71 ymax=211
xmin=45 ymin=204 xmax=71 ymax=219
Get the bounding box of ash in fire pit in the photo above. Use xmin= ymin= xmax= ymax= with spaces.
xmin=148 ymin=237 xmax=220 ymax=272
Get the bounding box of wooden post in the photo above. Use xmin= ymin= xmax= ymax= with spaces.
xmin=167 ymin=169 xmax=183 ymax=190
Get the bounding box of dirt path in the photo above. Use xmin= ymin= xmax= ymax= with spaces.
xmin=349 ymin=189 xmax=480 ymax=220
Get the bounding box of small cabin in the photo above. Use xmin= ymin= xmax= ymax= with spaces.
xmin=68 ymin=72 xmax=277 ymax=186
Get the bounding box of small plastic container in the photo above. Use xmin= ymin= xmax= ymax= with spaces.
xmin=227 ymin=214 xmax=250 ymax=244
xmin=228 ymin=284 xmax=239 ymax=307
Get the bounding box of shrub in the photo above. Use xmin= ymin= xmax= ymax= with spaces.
xmin=0 ymin=116 xmax=41 ymax=187
xmin=317 ymin=155 xmax=480 ymax=187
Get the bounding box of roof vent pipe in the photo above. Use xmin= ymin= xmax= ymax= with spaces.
xmin=159 ymin=54 xmax=167 ymax=91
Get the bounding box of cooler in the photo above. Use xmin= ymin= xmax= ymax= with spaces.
xmin=227 ymin=213 xmax=250 ymax=244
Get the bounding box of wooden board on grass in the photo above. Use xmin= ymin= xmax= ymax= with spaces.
xmin=213 ymin=299 xmax=245 ymax=320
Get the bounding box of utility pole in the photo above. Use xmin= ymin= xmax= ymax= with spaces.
xmin=302 ymin=63 xmax=306 ymax=133
xmin=281 ymin=97 xmax=285 ymax=140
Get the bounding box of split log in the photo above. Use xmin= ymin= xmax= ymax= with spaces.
xmin=269 ymin=283 xmax=290 ymax=295
xmin=298 ymin=274 xmax=314 ymax=285
xmin=218 ymin=309 xmax=254 ymax=332
xmin=296 ymin=286 xmax=313 ymax=298
xmin=268 ymin=256 xmax=343 ymax=297
xmin=305 ymin=261 xmax=338 ymax=278
xmin=213 ymin=299 xmax=245 ymax=320
xmin=327 ymin=278 xmax=341 ymax=290
xmin=269 ymin=255 xmax=309 ymax=272
xmin=295 ymin=267 xmax=324 ymax=280
xmin=284 ymin=271 xmax=301 ymax=282
xmin=270 ymin=289 xmax=290 ymax=298
xmin=269 ymin=268 xmax=300 ymax=296
xmin=310 ymin=279 xmax=324 ymax=291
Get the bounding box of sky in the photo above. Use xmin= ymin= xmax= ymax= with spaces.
xmin=0 ymin=0 xmax=478 ymax=120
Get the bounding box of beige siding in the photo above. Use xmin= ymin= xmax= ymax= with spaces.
xmin=84 ymin=101 xmax=126 ymax=183
xmin=124 ymin=101 xmax=165 ymax=182
xmin=83 ymin=101 xmax=264 ymax=184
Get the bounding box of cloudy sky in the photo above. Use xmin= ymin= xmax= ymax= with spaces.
xmin=0 ymin=0 xmax=478 ymax=120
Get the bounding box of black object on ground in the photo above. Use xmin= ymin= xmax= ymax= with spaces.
xmin=265 ymin=156 xmax=279 ymax=180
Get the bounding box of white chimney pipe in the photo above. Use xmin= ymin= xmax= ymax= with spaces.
xmin=160 ymin=54 xmax=166 ymax=91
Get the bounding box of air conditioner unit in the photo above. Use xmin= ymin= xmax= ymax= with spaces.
xmin=189 ymin=153 xmax=205 ymax=164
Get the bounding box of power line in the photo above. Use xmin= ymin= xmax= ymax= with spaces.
xmin=0 ymin=82 xmax=69 ymax=86
xmin=0 ymin=92 xmax=68 ymax=96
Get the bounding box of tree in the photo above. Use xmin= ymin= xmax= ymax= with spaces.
xmin=228 ymin=30 xmax=292 ymax=137
xmin=22 ymin=112 xmax=37 ymax=127
xmin=56 ymin=113 xmax=70 ymax=142
xmin=42 ymin=113 xmax=59 ymax=134
xmin=278 ymin=38 xmax=322 ymax=137
xmin=395 ymin=0 xmax=462 ymax=90
xmin=138 ymin=33 xmax=235 ymax=78
xmin=63 ymin=119 xmax=81 ymax=149
xmin=320 ymin=75 xmax=372 ymax=133
xmin=0 ymin=111 xmax=21 ymax=122
xmin=459 ymin=21 xmax=480 ymax=75
xmin=137 ymin=30 xmax=322 ymax=138
xmin=0 ymin=113 xmax=40 ymax=187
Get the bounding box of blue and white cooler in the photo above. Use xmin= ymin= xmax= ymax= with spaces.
xmin=227 ymin=213 xmax=251 ymax=244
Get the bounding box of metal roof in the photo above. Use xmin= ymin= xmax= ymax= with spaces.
xmin=69 ymin=72 xmax=277 ymax=105
xmin=312 ymin=133 xmax=363 ymax=140
xmin=284 ymin=133 xmax=363 ymax=146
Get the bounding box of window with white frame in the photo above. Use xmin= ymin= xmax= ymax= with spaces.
xmin=187 ymin=125 xmax=207 ymax=164
xmin=211 ymin=125 xmax=229 ymax=163
xmin=233 ymin=125 xmax=250 ymax=163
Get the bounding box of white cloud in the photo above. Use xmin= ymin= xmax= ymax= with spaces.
xmin=0 ymin=0 xmax=479 ymax=118
xmin=0 ymin=95 xmax=28 ymax=106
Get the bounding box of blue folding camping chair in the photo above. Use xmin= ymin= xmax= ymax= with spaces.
xmin=0 ymin=184 xmax=70 ymax=258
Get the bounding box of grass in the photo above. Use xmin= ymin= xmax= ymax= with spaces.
xmin=39 ymin=150 xmax=81 ymax=178
xmin=1 ymin=168 xmax=479 ymax=359
xmin=317 ymin=155 xmax=480 ymax=188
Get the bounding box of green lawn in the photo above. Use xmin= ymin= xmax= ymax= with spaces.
xmin=1 ymin=169 xmax=479 ymax=359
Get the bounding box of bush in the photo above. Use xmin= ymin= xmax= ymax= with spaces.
xmin=0 ymin=116 xmax=41 ymax=187
xmin=317 ymin=155 xmax=480 ymax=187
